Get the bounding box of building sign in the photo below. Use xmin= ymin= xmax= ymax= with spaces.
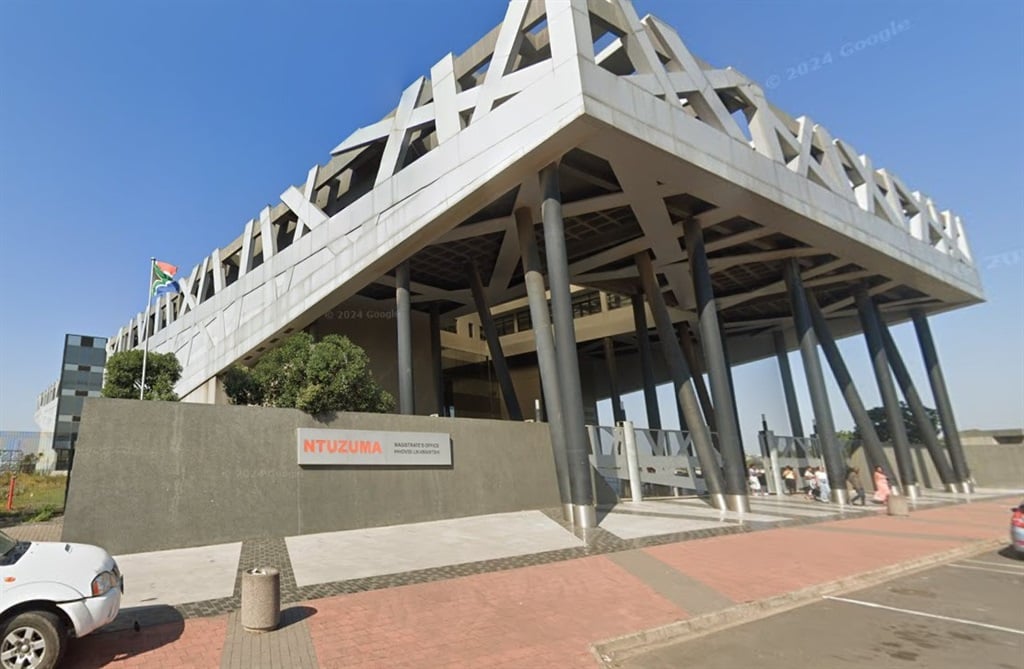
xmin=297 ymin=428 xmax=452 ymax=466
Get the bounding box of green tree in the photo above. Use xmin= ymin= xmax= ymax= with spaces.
xmin=222 ymin=332 xmax=395 ymax=414
xmin=853 ymin=402 xmax=940 ymax=444
xmin=102 ymin=349 xmax=182 ymax=401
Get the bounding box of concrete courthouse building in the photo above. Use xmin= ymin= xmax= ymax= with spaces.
xmin=103 ymin=0 xmax=983 ymax=526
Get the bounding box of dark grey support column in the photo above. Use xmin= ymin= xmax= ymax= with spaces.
xmin=540 ymin=164 xmax=596 ymax=528
xmin=395 ymin=261 xmax=414 ymax=415
xmin=515 ymin=207 xmax=571 ymax=517
xmin=682 ymin=218 xmax=747 ymax=512
xmin=429 ymin=303 xmax=445 ymax=416
xmin=636 ymin=251 xmax=726 ymax=509
xmin=679 ymin=323 xmax=717 ymax=433
xmin=718 ymin=320 xmax=745 ymax=456
xmin=602 ymin=337 xmax=626 ymax=423
xmin=877 ymin=311 xmax=957 ymax=489
xmin=772 ymin=331 xmax=805 ymax=439
xmin=783 ymin=260 xmax=845 ymax=504
xmin=806 ymin=292 xmax=895 ymax=485
xmin=468 ymin=261 xmax=522 ymax=421
xmin=632 ymin=295 xmax=662 ymax=430
xmin=912 ymin=309 xmax=972 ymax=492
xmin=855 ymin=288 xmax=918 ymax=500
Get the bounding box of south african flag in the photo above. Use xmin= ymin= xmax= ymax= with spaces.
xmin=151 ymin=260 xmax=180 ymax=296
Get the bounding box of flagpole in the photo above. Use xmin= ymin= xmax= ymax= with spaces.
xmin=140 ymin=256 xmax=155 ymax=400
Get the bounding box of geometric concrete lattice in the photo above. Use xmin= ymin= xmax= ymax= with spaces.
xmin=110 ymin=0 xmax=982 ymax=401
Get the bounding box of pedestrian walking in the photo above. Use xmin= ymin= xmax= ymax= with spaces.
xmin=847 ymin=466 xmax=866 ymax=505
xmin=872 ymin=465 xmax=891 ymax=504
xmin=782 ymin=466 xmax=797 ymax=495
xmin=815 ymin=466 xmax=831 ymax=503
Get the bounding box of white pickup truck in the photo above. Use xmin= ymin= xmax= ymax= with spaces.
xmin=0 ymin=529 xmax=122 ymax=669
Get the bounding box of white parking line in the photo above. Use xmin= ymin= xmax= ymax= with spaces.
xmin=961 ymin=558 xmax=1024 ymax=570
xmin=824 ymin=596 xmax=1024 ymax=636
xmin=946 ymin=563 xmax=1024 ymax=576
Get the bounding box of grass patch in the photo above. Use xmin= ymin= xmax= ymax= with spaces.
xmin=0 ymin=473 xmax=66 ymax=525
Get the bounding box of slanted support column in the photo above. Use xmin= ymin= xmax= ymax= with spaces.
xmin=631 ymin=295 xmax=662 ymax=430
xmin=772 ymin=331 xmax=805 ymax=439
xmin=468 ymin=261 xmax=522 ymax=421
xmin=679 ymin=323 xmax=716 ymax=433
xmin=429 ymin=303 xmax=445 ymax=416
xmin=515 ymin=207 xmax=571 ymax=517
xmin=395 ymin=261 xmax=414 ymax=415
xmin=636 ymin=251 xmax=727 ymax=510
xmin=912 ymin=309 xmax=972 ymax=491
xmin=783 ymin=260 xmax=845 ymax=504
xmin=602 ymin=337 xmax=626 ymax=423
xmin=682 ymin=218 xmax=747 ymax=512
xmin=540 ymin=164 xmax=595 ymax=528
xmin=855 ymin=288 xmax=918 ymax=500
xmin=877 ymin=312 xmax=957 ymax=490
xmin=806 ymin=292 xmax=895 ymax=486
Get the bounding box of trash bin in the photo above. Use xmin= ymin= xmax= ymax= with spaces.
xmin=241 ymin=567 xmax=280 ymax=632
xmin=886 ymin=490 xmax=909 ymax=517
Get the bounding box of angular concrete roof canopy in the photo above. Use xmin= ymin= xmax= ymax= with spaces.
xmin=111 ymin=0 xmax=983 ymax=401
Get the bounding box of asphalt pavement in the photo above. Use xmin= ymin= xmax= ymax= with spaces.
xmin=615 ymin=546 xmax=1024 ymax=669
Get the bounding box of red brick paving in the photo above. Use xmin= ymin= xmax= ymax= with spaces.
xmin=64 ymin=615 xmax=228 ymax=669
xmin=305 ymin=555 xmax=686 ymax=669
xmin=643 ymin=498 xmax=1011 ymax=605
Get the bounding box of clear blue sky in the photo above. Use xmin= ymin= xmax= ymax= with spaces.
xmin=2 ymin=1 xmax=1022 ymax=445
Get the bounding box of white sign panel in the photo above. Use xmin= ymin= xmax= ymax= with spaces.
xmin=297 ymin=428 xmax=452 ymax=466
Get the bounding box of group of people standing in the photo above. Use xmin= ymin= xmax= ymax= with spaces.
xmin=774 ymin=464 xmax=893 ymax=505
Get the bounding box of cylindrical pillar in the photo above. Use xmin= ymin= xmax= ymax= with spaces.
xmin=877 ymin=310 xmax=957 ymax=489
xmin=395 ymin=261 xmax=415 ymax=415
xmin=772 ymin=330 xmax=805 ymax=438
xmin=682 ymin=218 xmax=748 ymax=512
xmin=631 ymin=295 xmax=662 ymax=430
xmin=632 ymin=295 xmax=662 ymax=430
xmin=806 ymin=291 xmax=895 ymax=485
xmin=429 ymin=303 xmax=445 ymax=416
xmin=603 ymin=337 xmax=626 ymax=423
xmin=855 ymin=288 xmax=918 ymax=500
xmin=468 ymin=261 xmax=523 ymax=421
xmin=783 ymin=260 xmax=846 ymax=504
xmin=540 ymin=164 xmax=596 ymax=528
xmin=679 ymin=323 xmax=717 ymax=433
xmin=515 ymin=208 xmax=571 ymax=518
xmin=912 ymin=309 xmax=972 ymax=491
xmin=622 ymin=420 xmax=643 ymax=503
xmin=636 ymin=250 xmax=726 ymax=509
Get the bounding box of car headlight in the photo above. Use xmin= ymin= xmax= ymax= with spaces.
xmin=91 ymin=571 xmax=118 ymax=597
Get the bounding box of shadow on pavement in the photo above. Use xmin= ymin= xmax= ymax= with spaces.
xmin=63 ymin=605 xmax=184 ymax=669
xmin=280 ymin=605 xmax=317 ymax=629
xmin=996 ymin=545 xmax=1023 ymax=561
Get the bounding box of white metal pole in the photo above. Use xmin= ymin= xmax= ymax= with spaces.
xmin=139 ymin=257 xmax=154 ymax=400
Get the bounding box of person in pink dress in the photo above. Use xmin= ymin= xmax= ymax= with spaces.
xmin=872 ymin=465 xmax=891 ymax=503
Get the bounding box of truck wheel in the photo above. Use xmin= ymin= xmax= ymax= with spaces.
xmin=0 ymin=611 xmax=66 ymax=669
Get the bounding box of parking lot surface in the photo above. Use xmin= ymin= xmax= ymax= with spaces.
xmin=617 ymin=547 xmax=1024 ymax=669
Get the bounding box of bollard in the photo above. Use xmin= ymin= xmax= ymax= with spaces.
xmin=886 ymin=490 xmax=910 ymax=517
xmin=240 ymin=568 xmax=280 ymax=632
xmin=5 ymin=475 xmax=14 ymax=512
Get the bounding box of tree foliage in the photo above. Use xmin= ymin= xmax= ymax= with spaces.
xmin=852 ymin=401 xmax=940 ymax=444
xmin=102 ymin=349 xmax=182 ymax=401
xmin=222 ymin=332 xmax=395 ymax=415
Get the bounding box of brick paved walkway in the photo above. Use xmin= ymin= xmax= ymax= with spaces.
xmin=61 ymin=495 xmax=1017 ymax=668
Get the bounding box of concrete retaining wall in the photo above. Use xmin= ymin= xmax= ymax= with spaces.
xmin=63 ymin=398 xmax=561 ymax=554
xmin=847 ymin=442 xmax=1024 ymax=490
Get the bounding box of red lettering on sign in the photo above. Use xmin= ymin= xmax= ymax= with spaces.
xmin=304 ymin=440 xmax=315 ymax=453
